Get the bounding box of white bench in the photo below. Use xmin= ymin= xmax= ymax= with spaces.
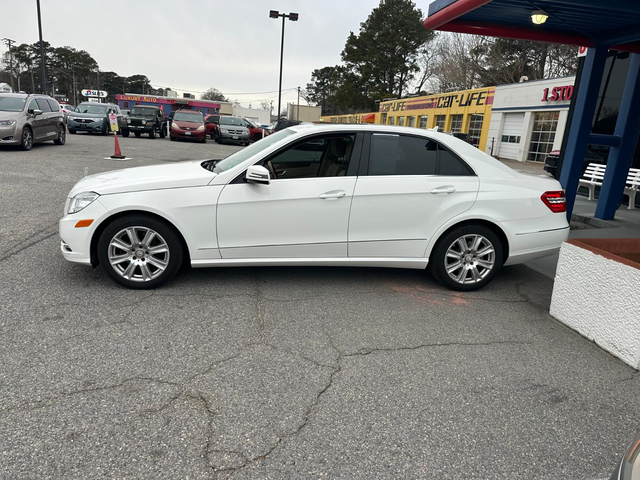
xmin=578 ymin=163 xmax=640 ymax=210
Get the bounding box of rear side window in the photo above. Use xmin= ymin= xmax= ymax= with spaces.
xmin=35 ymin=98 xmax=52 ymax=112
xmin=368 ymin=134 xmax=473 ymax=176
xmin=47 ymin=99 xmax=60 ymax=111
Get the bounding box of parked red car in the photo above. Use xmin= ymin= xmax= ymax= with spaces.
xmin=242 ymin=118 xmax=270 ymax=143
xmin=204 ymin=114 xmax=220 ymax=140
xmin=169 ymin=110 xmax=206 ymax=142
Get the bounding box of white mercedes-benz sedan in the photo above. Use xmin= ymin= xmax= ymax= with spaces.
xmin=59 ymin=124 xmax=569 ymax=291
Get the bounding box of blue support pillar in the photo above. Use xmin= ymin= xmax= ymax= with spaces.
xmin=559 ymin=47 xmax=609 ymax=221
xmin=595 ymin=53 xmax=640 ymax=219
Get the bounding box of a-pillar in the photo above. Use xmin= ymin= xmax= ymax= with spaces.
xmin=595 ymin=53 xmax=640 ymax=219
xmin=559 ymin=46 xmax=609 ymax=220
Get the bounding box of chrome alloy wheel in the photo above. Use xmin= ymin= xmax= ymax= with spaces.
xmin=444 ymin=234 xmax=496 ymax=285
xmin=107 ymin=226 xmax=170 ymax=282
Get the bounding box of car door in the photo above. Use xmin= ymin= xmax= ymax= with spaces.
xmin=35 ymin=98 xmax=57 ymax=138
xmin=26 ymin=99 xmax=47 ymax=140
xmin=216 ymin=133 xmax=363 ymax=259
xmin=347 ymin=133 xmax=479 ymax=258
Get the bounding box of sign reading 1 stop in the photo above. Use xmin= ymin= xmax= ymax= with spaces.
xmin=81 ymin=89 xmax=108 ymax=98
xmin=109 ymin=113 xmax=119 ymax=132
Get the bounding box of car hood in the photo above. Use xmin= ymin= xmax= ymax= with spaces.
xmin=69 ymin=112 xmax=107 ymax=119
xmin=220 ymin=125 xmax=248 ymax=131
xmin=68 ymin=160 xmax=216 ymax=197
xmin=0 ymin=111 xmax=21 ymax=121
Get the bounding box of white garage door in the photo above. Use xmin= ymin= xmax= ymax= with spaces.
xmin=498 ymin=113 xmax=525 ymax=160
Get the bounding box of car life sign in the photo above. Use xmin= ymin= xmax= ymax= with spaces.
xmin=82 ymin=89 xmax=108 ymax=98
xmin=109 ymin=113 xmax=119 ymax=132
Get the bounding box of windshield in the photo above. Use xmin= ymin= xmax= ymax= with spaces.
xmin=0 ymin=97 xmax=27 ymax=112
xmin=76 ymin=104 xmax=108 ymax=114
xmin=130 ymin=107 xmax=157 ymax=117
xmin=213 ymin=129 xmax=295 ymax=173
xmin=174 ymin=112 xmax=202 ymax=123
xmin=220 ymin=116 xmax=244 ymax=126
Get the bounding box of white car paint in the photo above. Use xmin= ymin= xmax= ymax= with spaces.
xmin=59 ymin=124 xmax=569 ymax=284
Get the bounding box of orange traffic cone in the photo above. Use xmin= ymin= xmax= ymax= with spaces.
xmin=110 ymin=131 xmax=126 ymax=159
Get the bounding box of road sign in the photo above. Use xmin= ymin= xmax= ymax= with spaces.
xmin=81 ymin=89 xmax=108 ymax=98
xmin=109 ymin=113 xmax=119 ymax=132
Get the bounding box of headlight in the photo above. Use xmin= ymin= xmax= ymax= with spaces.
xmin=127 ymin=118 xmax=131 ymax=124
xmin=142 ymin=120 xmax=146 ymax=125
xmin=172 ymin=122 xmax=178 ymax=129
xmin=0 ymin=120 xmax=16 ymax=127
xmin=196 ymin=125 xmax=205 ymax=131
xmin=68 ymin=116 xmax=77 ymax=121
xmin=220 ymin=128 xmax=228 ymax=133
xmin=68 ymin=192 xmax=99 ymax=214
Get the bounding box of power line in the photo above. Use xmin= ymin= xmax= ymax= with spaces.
xmin=148 ymin=83 xmax=298 ymax=96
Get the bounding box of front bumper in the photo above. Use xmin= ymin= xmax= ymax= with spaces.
xmin=0 ymin=124 xmax=20 ymax=144
xmin=67 ymin=118 xmax=106 ymax=132
xmin=124 ymin=123 xmax=153 ymax=132
xmin=171 ymin=126 xmax=206 ymax=140
xmin=59 ymin=198 xmax=111 ymax=266
xmin=219 ymin=131 xmax=249 ymax=144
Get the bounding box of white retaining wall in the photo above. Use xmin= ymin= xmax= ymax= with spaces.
xmin=550 ymin=242 xmax=640 ymax=369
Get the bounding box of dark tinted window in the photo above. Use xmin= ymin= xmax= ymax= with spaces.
xmin=35 ymin=98 xmax=52 ymax=112
xmin=370 ymin=134 xmax=437 ymax=175
xmin=47 ymin=99 xmax=60 ymax=111
xmin=369 ymin=134 xmax=472 ymax=176
xmin=269 ymin=135 xmax=356 ymax=178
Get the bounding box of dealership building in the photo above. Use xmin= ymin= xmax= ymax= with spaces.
xmin=485 ymin=76 xmax=575 ymax=162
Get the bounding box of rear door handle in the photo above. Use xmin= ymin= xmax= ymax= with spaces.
xmin=319 ymin=191 xmax=346 ymax=200
xmin=430 ymin=186 xmax=456 ymax=194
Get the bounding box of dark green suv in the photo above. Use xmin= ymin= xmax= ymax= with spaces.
xmin=121 ymin=105 xmax=166 ymax=139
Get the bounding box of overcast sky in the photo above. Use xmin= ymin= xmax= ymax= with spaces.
xmin=1 ymin=0 xmax=434 ymax=109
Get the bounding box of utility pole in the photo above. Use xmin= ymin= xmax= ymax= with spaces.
xmin=2 ymin=38 xmax=16 ymax=91
xmin=269 ymin=10 xmax=298 ymax=120
xmin=36 ymin=0 xmax=46 ymax=94
xmin=297 ymin=86 xmax=300 ymax=121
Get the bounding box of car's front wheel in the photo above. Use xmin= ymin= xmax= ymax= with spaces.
xmin=20 ymin=127 xmax=33 ymax=151
xmin=121 ymin=129 xmax=129 ymax=137
xmin=97 ymin=215 xmax=184 ymax=289
xmin=429 ymin=224 xmax=503 ymax=291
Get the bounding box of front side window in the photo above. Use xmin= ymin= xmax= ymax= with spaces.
xmin=369 ymin=134 xmax=472 ymax=176
xmin=35 ymin=98 xmax=52 ymax=113
xmin=27 ymin=99 xmax=38 ymax=113
xmin=268 ymin=135 xmax=356 ymax=179
xmin=213 ymin=129 xmax=295 ymax=173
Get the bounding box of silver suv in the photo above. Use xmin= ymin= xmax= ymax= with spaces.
xmin=217 ymin=115 xmax=250 ymax=145
xmin=0 ymin=93 xmax=66 ymax=151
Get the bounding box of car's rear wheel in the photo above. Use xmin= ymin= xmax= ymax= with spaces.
xmin=210 ymin=132 xmax=216 ymax=140
xmin=170 ymin=136 xmax=175 ymax=141
xmin=253 ymin=133 xmax=262 ymax=142
xmin=97 ymin=214 xmax=183 ymax=289
xmin=20 ymin=127 xmax=33 ymax=151
xmin=159 ymin=126 xmax=166 ymax=138
xmin=53 ymin=125 xmax=66 ymax=145
xmin=200 ymin=137 xmax=206 ymax=143
xmin=134 ymin=132 xmax=141 ymax=138
xmin=429 ymin=224 xmax=503 ymax=291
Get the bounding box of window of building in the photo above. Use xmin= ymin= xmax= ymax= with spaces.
xmin=381 ymin=113 xmax=387 ymax=124
xmin=123 ymin=101 xmax=129 ymax=109
xmin=418 ymin=115 xmax=428 ymax=128
xmin=369 ymin=134 xmax=473 ymax=176
xmin=397 ymin=116 xmax=405 ymax=126
xmin=527 ymin=111 xmax=560 ymax=162
xmin=449 ymin=114 xmax=463 ymax=133
xmin=502 ymin=135 xmax=521 ymax=143
xmin=434 ymin=115 xmax=446 ymax=130
xmin=467 ymin=114 xmax=484 ymax=147
xmin=407 ymin=116 xmax=416 ymax=127
xmin=388 ymin=117 xmax=395 ymax=125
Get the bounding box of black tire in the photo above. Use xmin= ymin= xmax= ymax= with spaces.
xmin=149 ymin=129 xmax=156 ymax=139
xmin=121 ymin=129 xmax=129 ymax=137
xmin=215 ymin=134 xmax=221 ymax=144
xmin=134 ymin=132 xmax=141 ymax=138
xmin=102 ymin=123 xmax=109 ymax=135
xmin=170 ymin=136 xmax=175 ymax=141
xmin=20 ymin=127 xmax=33 ymax=151
xmin=97 ymin=214 xmax=184 ymax=289
xmin=209 ymin=132 xmax=216 ymax=140
xmin=200 ymin=137 xmax=206 ymax=143
xmin=68 ymin=129 xmax=76 ymax=134
xmin=53 ymin=125 xmax=66 ymax=145
xmin=253 ymin=134 xmax=262 ymax=143
xmin=429 ymin=224 xmax=504 ymax=292
xmin=159 ymin=125 xmax=166 ymax=138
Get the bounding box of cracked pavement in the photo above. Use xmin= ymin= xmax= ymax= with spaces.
xmin=1 ymin=136 xmax=639 ymax=478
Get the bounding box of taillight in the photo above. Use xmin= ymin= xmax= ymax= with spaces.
xmin=541 ymin=191 xmax=566 ymax=213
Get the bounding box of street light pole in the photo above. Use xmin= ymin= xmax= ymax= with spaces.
xmin=36 ymin=0 xmax=46 ymax=94
xmin=269 ymin=10 xmax=298 ymax=121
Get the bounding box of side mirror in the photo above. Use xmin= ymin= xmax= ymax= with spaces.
xmin=246 ymin=165 xmax=270 ymax=185
xmin=31 ymin=109 xmax=43 ymax=116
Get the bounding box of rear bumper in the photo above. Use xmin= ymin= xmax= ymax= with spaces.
xmin=503 ymin=224 xmax=570 ymax=266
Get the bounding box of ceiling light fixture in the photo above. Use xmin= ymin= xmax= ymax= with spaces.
xmin=531 ymin=10 xmax=548 ymax=25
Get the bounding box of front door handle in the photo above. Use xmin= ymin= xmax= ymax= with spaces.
xmin=430 ymin=186 xmax=456 ymax=195
xmin=319 ymin=191 xmax=346 ymax=200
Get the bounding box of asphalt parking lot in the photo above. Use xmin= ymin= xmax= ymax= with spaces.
xmin=1 ymin=134 xmax=639 ymax=479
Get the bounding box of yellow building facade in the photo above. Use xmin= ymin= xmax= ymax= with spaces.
xmin=319 ymin=112 xmax=378 ymax=124
xmin=378 ymin=86 xmax=495 ymax=151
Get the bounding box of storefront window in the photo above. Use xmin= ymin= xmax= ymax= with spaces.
xmin=434 ymin=115 xmax=446 ymax=130
xmin=467 ymin=114 xmax=484 ymax=147
xmin=381 ymin=113 xmax=387 ymax=124
xmin=450 ymin=114 xmax=463 ymax=133
xmin=527 ymin=111 xmax=560 ymax=162
xmin=407 ymin=116 xmax=415 ymax=127
xmin=418 ymin=115 xmax=428 ymax=128
xmin=397 ymin=116 xmax=405 ymax=126
xmin=388 ymin=117 xmax=395 ymax=126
